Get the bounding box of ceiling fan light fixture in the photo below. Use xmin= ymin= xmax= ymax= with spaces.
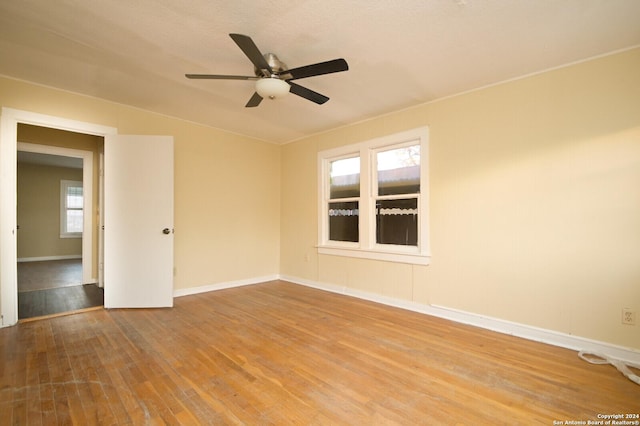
xmin=187 ymin=34 xmax=348 ymax=107
xmin=255 ymin=77 xmax=289 ymax=100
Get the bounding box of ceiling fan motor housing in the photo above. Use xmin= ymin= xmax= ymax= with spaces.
xmin=256 ymin=53 xmax=292 ymax=79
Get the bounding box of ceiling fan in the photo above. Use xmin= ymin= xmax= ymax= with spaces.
xmin=186 ymin=33 xmax=349 ymax=107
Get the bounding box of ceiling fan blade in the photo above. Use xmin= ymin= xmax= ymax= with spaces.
xmin=229 ymin=33 xmax=272 ymax=75
xmin=280 ymin=58 xmax=348 ymax=81
xmin=185 ymin=74 xmax=258 ymax=80
xmin=245 ymin=92 xmax=263 ymax=107
xmin=288 ymin=82 xmax=329 ymax=105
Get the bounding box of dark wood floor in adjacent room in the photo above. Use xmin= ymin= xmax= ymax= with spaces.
xmin=1 ymin=281 xmax=637 ymax=424
xmin=17 ymin=284 xmax=104 ymax=319
xmin=17 ymin=259 xmax=103 ymax=319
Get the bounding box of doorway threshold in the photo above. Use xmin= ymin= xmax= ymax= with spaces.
xmin=18 ymin=305 xmax=104 ymax=323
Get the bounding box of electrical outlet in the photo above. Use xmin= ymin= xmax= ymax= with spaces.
xmin=622 ymin=308 xmax=636 ymax=325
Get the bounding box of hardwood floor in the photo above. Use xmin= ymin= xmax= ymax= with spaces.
xmin=18 ymin=284 xmax=104 ymax=319
xmin=0 ymin=281 xmax=637 ymax=424
xmin=18 ymin=259 xmax=83 ymax=292
xmin=17 ymin=259 xmax=103 ymax=319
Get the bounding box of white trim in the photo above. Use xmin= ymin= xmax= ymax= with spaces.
xmin=1 ymin=107 xmax=117 ymax=327
xmin=280 ymin=274 xmax=640 ymax=365
xmin=98 ymin=153 xmax=104 ymax=288
xmin=173 ymin=275 xmax=279 ymax=298
xmin=18 ymin=255 xmax=81 ymax=262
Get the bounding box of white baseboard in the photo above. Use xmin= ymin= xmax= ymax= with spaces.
xmin=173 ymin=274 xmax=279 ymax=298
xmin=280 ymin=274 xmax=640 ymax=365
xmin=17 ymin=255 xmax=82 ymax=262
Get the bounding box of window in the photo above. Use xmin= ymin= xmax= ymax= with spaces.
xmin=328 ymin=156 xmax=360 ymax=242
xmin=60 ymin=180 xmax=83 ymax=238
xmin=318 ymin=127 xmax=430 ymax=265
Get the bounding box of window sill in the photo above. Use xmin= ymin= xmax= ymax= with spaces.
xmin=60 ymin=233 xmax=82 ymax=239
xmin=317 ymin=245 xmax=430 ymax=265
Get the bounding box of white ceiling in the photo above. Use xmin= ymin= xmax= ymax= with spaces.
xmin=1 ymin=1 xmax=639 ymax=144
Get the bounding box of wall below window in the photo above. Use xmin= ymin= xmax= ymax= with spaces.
xmin=17 ymin=163 xmax=82 ymax=260
xmin=280 ymin=47 xmax=640 ymax=352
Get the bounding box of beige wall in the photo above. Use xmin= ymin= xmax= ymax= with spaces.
xmin=17 ymin=163 xmax=83 ymax=259
xmin=0 ymin=77 xmax=281 ymax=291
xmin=281 ymin=48 xmax=640 ymax=351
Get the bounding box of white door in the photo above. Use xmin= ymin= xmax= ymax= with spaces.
xmin=104 ymin=135 xmax=174 ymax=308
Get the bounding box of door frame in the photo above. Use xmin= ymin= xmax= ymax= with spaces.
xmin=17 ymin=142 xmax=94 ymax=285
xmin=0 ymin=108 xmax=116 ymax=327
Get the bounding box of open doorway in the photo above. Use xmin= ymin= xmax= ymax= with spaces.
xmin=1 ymin=108 xmax=117 ymax=327
xmin=1 ymin=108 xmax=173 ymax=325
xmin=16 ymin=124 xmax=103 ymax=319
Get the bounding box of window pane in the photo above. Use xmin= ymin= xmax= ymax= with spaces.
xmin=330 ymin=157 xmax=360 ymax=199
xmin=377 ymin=145 xmax=420 ymax=196
xmin=66 ymin=209 xmax=83 ymax=233
xmin=376 ymin=198 xmax=418 ymax=246
xmin=329 ymin=201 xmax=359 ymax=242
xmin=66 ymin=186 xmax=83 ymax=208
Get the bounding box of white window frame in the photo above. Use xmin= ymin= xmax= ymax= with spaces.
xmin=318 ymin=127 xmax=430 ymax=265
xmin=60 ymin=179 xmax=83 ymax=238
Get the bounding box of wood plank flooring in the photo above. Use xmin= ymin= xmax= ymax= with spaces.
xmin=18 ymin=284 xmax=104 ymax=319
xmin=18 ymin=259 xmax=83 ymax=292
xmin=1 ymin=280 xmax=638 ymax=424
xmin=17 ymin=259 xmax=103 ymax=319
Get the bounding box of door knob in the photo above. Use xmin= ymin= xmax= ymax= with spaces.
xmin=162 ymin=228 xmax=171 ymax=235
